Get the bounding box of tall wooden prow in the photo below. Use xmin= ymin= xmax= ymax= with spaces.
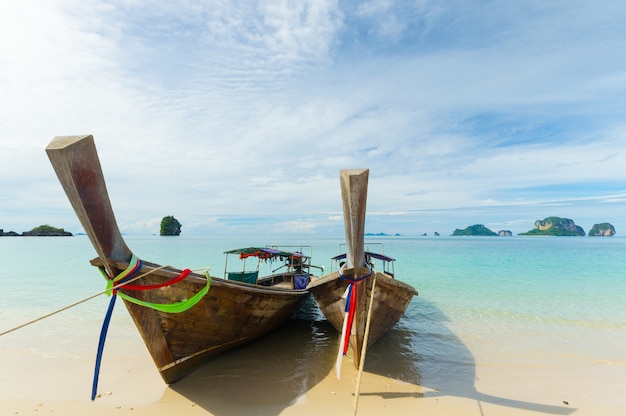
xmin=46 ymin=135 xmax=132 ymax=279
xmin=308 ymin=169 xmax=418 ymax=413
xmin=339 ymin=168 xmax=376 ymax=415
xmin=340 ymin=169 xmax=369 ymax=270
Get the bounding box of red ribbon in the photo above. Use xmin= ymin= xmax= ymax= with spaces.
xmin=121 ymin=268 xmax=192 ymax=291
xmin=343 ymin=282 xmax=358 ymax=355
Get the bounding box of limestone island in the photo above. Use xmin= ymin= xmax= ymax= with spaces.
xmin=519 ymin=217 xmax=585 ymax=236
xmin=160 ymin=215 xmax=182 ymax=236
xmin=1 ymin=225 xmax=73 ymax=237
xmin=452 ymin=224 xmax=498 ymax=236
xmin=588 ymin=222 xmax=616 ymax=236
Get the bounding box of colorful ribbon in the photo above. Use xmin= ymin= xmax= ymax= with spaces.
xmin=91 ymin=255 xmax=211 ymax=400
xmin=338 ymin=265 xmax=372 ymax=355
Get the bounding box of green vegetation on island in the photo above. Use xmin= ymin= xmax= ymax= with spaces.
xmin=519 ymin=217 xmax=585 ymax=236
xmin=452 ymin=224 xmax=497 ymax=236
xmin=160 ymin=216 xmax=182 ymax=236
xmin=588 ymin=223 xmax=616 ymax=236
xmin=18 ymin=225 xmax=72 ymax=236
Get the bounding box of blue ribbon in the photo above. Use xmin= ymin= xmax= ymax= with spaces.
xmin=344 ymin=285 xmax=353 ymax=313
xmin=91 ymin=294 xmax=117 ymax=400
xmin=91 ymin=257 xmax=142 ymax=400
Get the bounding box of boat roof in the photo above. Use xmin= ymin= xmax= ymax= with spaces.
xmin=331 ymin=251 xmax=395 ymax=262
xmin=224 ymin=247 xmax=310 ymax=260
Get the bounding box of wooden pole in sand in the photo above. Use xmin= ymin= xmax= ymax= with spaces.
xmin=353 ymin=274 xmax=377 ymax=415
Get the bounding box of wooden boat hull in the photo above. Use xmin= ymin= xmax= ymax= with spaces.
xmin=94 ymin=259 xmax=310 ymax=384
xmin=308 ymin=269 xmax=417 ymax=367
xmin=45 ymin=135 xmax=312 ymax=385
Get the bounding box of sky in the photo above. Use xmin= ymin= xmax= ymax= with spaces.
xmin=1 ymin=0 xmax=626 ymax=237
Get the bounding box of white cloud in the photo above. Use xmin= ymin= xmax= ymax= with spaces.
xmin=2 ymin=1 xmax=626 ymax=236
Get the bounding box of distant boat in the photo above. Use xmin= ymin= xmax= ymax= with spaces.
xmin=45 ymin=135 xmax=321 ymax=389
xmin=308 ymin=169 xmax=418 ymax=371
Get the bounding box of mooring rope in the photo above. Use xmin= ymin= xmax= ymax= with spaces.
xmin=0 ymin=263 xmax=210 ymax=337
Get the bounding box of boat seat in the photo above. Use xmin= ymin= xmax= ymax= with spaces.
xmin=227 ymin=271 xmax=259 ymax=284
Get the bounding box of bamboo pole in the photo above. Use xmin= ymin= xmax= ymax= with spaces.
xmin=353 ymin=275 xmax=377 ymax=415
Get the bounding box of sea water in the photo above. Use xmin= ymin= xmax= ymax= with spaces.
xmin=1 ymin=235 xmax=625 ymax=400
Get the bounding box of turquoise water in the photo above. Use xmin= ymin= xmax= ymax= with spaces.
xmin=1 ymin=235 xmax=625 ymax=396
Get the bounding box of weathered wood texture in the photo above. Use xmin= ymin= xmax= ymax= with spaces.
xmin=46 ymin=135 xmax=309 ymax=383
xmin=309 ymin=168 xmax=418 ymax=368
xmin=309 ymin=270 xmax=417 ymax=367
xmin=46 ymin=135 xmax=131 ymax=277
xmin=92 ymin=258 xmax=308 ymax=383
xmin=340 ymin=169 xmax=368 ymax=269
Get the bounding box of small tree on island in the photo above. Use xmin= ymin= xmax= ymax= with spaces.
xmin=160 ymin=216 xmax=182 ymax=236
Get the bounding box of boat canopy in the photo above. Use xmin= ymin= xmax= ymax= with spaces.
xmin=331 ymin=251 xmax=395 ymax=262
xmin=224 ymin=247 xmax=309 ymax=261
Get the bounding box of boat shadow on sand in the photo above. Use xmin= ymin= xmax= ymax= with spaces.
xmin=360 ymin=296 xmax=576 ymax=415
xmin=167 ymin=296 xmax=575 ymax=415
xmin=167 ymin=297 xmax=336 ymax=415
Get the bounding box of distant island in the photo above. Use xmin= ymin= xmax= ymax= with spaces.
xmin=450 ymin=218 xmax=616 ymax=237
xmin=519 ymin=217 xmax=585 ymax=236
xmin=452 ymin=224 xmax=498 ymax=236
xmin=364 ymin=232 xmax=401 ymax=236
xmin=160 ymin=215 xmax=182 ymax=236
xmin=588 ymin=223 xmax=616 ymax=236
xmin=1 ymin=225 xmax=73 ymax=237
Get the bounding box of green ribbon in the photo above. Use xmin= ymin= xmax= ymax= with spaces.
xmin=100 ymin=255 xmax=211 ymax=313
xmin=116 ymin=273 xmax=211 ymax=313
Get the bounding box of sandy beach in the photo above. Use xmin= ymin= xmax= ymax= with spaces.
xmin=2 ymin=315 xmax=624 ymax=416
xmin=3 ymin=236 xmax=625 ymax=416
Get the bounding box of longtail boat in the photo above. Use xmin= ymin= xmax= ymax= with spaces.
xmin=45 ymin=135 xmax=317 ymax=392
xmin=307 ymin=169 xmax=418 ymax=373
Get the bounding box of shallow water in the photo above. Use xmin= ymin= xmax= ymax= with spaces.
xmin=1 ymin=235 xmax=625 ymax=403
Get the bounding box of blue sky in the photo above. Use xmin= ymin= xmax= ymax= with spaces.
xmin=1 ymin=1 xmax=625 ymax=237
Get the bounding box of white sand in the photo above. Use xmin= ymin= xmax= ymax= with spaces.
xmin=3 ymin=330 xmax=624 ymax=416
